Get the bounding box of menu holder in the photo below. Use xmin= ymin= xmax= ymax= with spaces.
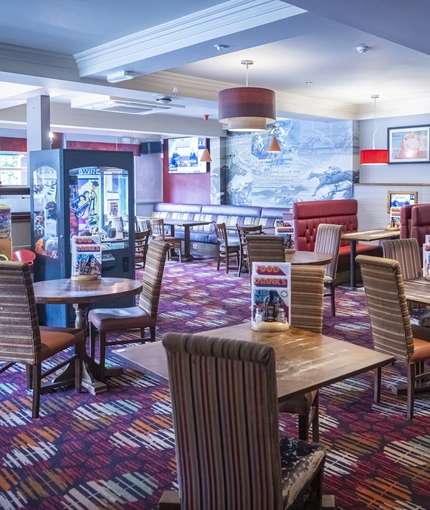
xmin=71 ymin=235 xmax=102 ymax=281
xmin=251 ymin=261 xmax=291 ymax=332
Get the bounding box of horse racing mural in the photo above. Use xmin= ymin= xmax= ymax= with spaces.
xmin=221 ymin=119 xmax=359 ymax=207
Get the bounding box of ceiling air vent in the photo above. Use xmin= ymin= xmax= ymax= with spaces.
xmin=71 ymin=94 xmax=185 ymax=115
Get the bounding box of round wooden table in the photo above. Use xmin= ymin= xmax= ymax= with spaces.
xmin=284 ymin=250 xmax=332 ymax=265
xmin=33 ymin=277 xmax=143 ymax=328
xmin=33 ymin=277 xmax=143 ymax=395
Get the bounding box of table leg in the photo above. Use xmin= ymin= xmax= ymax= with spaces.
xmin=52 ymin=303 xmax=108 ymax=395
xmin=350 ymin=240 xmax=357 ymax=289
xmin=183 ymin=225 xmax=193 ymax=261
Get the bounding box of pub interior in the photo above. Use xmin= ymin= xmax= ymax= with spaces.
xmin=2 ymin=2 xmax=430 ymax=509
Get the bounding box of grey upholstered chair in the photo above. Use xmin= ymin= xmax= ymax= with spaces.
xmin=381 ymin=238 xmax=430 ymax=332
xmin=314 ymin=223 xmax=343 ymax=316
xmin=357 ymin=254 xmax=430 ymax=419
xmin=279 ymin=265 xmax=325 ymax=441
xmin=160 ymin=332 xmax=327 ymax=510
xmin=246 ymin=234 xmax=324 ymax=441
xmin=245 ymin=234 xmax=286 ymax=277
xmin=88 ymin=240 xmax=170 ymax=382
xmin=0 ymin=261 xmax=85 ymax=418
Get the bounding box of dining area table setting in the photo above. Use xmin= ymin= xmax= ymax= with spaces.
xmin=32 ymin=276 xmax=143 ymax=395
xmin=114 ymin=322 xmax=394 ymax=404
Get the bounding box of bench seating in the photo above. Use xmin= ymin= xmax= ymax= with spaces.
xmin=149 ymin=203 xmax=291 ymax=246
xmin=293 ymin=199 xmax=382 ymax=270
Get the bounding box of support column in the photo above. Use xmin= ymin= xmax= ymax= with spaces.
xmin=26 ymin=95 xmax=51 ymax=153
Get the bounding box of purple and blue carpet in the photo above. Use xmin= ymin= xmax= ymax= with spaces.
xmin=1 ymin=260 xmax=430 ymax=509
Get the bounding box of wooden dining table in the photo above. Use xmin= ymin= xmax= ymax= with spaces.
xmin=284 ymin=250 xmax=332 ymax=266
xmin=114 ymin=323 xmax=394 ymax=403
xmin=33 ymin=277 xmax=143 ymax=395
xmin=163 ymin=218 xmax=212 ymax=261
xmin=341 ymin=228 xmax=400 ymax=289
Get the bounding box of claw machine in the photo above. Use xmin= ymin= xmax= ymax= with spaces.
xmin=30 ymin=149 xmax=135 ymax=327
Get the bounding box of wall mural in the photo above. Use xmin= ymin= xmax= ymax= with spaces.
xmin=222 ymin=119 xmax=359 ymax=207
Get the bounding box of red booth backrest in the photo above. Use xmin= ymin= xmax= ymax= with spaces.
xmin=400 ymin=204 xmax=414 ymax=239
xmin=293 ymin=199 xmax=359 ymax=251
xmin=411 ymin=204 xmax=430 ymax=248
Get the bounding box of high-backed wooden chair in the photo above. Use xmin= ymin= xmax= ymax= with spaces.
xmin=0 ymin=261 xmax=85 ymax=418
xmin=314 ymin=223 xmax=343 ymax=316
xmin=160 ymin=332 xmax=327 ymax=510
xmin=135 ymin=230 xmax=150 ymax=269
xmin=88 ymin=240 xmax=170 ymax=382
xmin=213 ymin=222 xmax=240 ymax=274
xmin=279 ymin=265 xmax=325 ymax=441
xmin=381 ymin=238 xmax=430 ymax=333
xmin=236 ymin=224 xmax=263 ymax=277
xmin=150 ymin=217 xmax=182 ymax=262
xmin=245 ymin=234 xmax=286 ymax=276
xmin=245 ymin=234 xmax=324 ymax=441
xmin=357 ymin=254 xmax=430 ymax=419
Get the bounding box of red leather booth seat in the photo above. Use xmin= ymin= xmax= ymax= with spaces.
xmin=293 ymin=199 xmax=382 ymax=268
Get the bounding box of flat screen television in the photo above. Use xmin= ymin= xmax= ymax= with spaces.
xmin=168 ymin=137 xmax=209 ymax=173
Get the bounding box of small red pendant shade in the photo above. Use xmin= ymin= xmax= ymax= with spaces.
xmin=360 ymin=149 xmax=388 ymax=165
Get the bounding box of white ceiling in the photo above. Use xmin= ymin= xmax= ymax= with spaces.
xmin=1 ymin=0 xmax=430 ymax=140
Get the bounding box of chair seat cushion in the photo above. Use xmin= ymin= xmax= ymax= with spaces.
xmin=278 ymin=390 xmax=318 ymax=415
xmin=38 ymin=327 xmax=85 ymax=362
xmin=410 ymin=338 xmax=430 ymax=363
xmin=220 ymin=241 xmax=240 ymax=249
xmin=280 ymin=437 xmax=326 ymax=509
xmin=88 ymin=306 xmax=154 ymax=332
xmin=410 ymin=308 xmax=430 ymax=327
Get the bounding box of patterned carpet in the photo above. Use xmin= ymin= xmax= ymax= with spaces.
xmin=1 ymin=259 xmax=430 ymax=509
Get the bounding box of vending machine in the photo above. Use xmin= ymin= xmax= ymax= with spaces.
xmin=30 ymin=149 xmax=135 ymax=326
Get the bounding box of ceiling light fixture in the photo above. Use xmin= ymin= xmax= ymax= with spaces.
xmin=214 ymin=44 xmax=229 ymax=51
xmin=200 ymin=114 xmax=212 ymax=163
xmin=106 ymin=71 xmax=134 ymax=83
xmin=357 ymin=44 xmax=369 ymax=55
xmin=360 ymin=94 xmax=388 ymax=165
xmin=268 ymin=125 xmax=281 ymax=153
xmin=218 ymin=60 xmax=276 ymax=131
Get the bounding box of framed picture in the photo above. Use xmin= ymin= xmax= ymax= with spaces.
xmin=388 ymin=125 xmax=430 ymax=163
xmin=386 ymin=191 xmax=418 ymax=213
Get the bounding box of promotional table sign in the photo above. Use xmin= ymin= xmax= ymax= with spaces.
xmin=275 ymin=219 xmax=294 ymax=248
xmin=388 ymin=207 xmax=401 ymax=230
xmin=424 ymin=235 xmax=430 ymax=279
xmin=251 ymin=261 xmax=291 ymax=331
xmin=71 ymin=235 xmax=102 ymax=280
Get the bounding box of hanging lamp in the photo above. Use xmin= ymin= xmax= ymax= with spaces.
xmin=218 ymin=60 xmax=276 ymax=132
xmin=200 ymin=114 xmax=212 ymax=163
xmin=268 ymin=124 xmax=281 ymax=153
xmin=360 ymin=94 xmax=388 ymax=165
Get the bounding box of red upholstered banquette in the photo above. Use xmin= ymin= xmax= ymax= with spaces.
xmin=293 ymin=199 xmax=382 ymax=267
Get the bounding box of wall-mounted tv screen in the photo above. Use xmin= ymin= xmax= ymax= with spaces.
xmin=168 ymin=137 xmax=208 ymax=173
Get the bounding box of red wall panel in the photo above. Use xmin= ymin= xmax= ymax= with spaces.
xmin=162 ymin=140 xmax=210 ymax=204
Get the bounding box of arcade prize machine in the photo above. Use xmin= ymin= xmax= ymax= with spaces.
xmin=30 ymin=149 xmax=135 ymax=327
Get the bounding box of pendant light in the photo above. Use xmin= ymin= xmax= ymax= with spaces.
xmin=200 ymin=114 xmax=212 ymax=163
xmin=360 ymin=94 xmax=388 ymax=165
xmin=268 ymin=124 xmax=281 ymax=153
xmin=218 ymin=60 xmax=276 ymax=132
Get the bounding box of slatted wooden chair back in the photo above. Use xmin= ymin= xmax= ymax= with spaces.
xmin=0 ymin=261 xmax=40 ymax=364
xmin=138 ymin=240 xmax=170 ymax=317
xmin=381 ymin=238 xmax=422 ymax=280
xmin=357 ymin=255 xmax=413 ymax=361
xmin=163 ymin=332 xmax=283 ymax=510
